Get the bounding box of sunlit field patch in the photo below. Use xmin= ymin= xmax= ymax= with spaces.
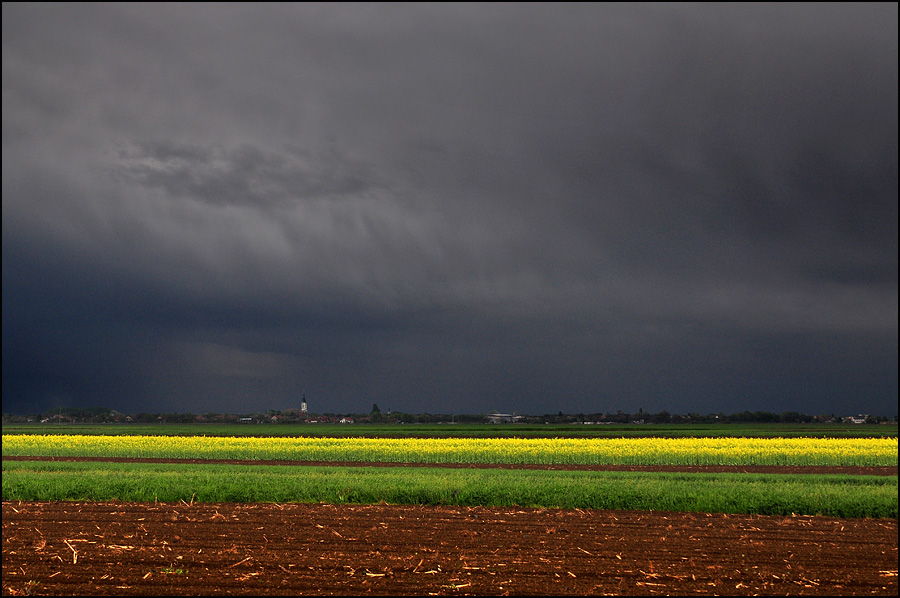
xmin=2 ymin=459 xmax=896 ymax=517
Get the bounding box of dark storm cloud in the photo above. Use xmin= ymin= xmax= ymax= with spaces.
xmin=116 ymin=141 xmax=379 ymax=208
xmin=3 ymin=3 xmax=897 ymax=418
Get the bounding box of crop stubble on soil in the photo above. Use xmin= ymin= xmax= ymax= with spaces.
xmin=2 ymin=461 xmax=897 ymax=596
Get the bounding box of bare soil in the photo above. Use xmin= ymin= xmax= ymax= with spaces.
xmin=2 ymin=459 xmax=897 ymax=596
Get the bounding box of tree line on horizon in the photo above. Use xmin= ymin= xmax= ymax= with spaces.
xmin=1 ymin=405 xmax=895 ymax=425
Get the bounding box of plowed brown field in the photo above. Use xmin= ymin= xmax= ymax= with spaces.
xmin=2 ymin=459 xmax=897 ymax=596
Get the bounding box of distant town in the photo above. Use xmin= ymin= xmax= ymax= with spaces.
xmin=1 ymin=404 xmax=896 ymax=426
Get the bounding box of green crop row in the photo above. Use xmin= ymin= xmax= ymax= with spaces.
xmin=4 ymin=422 xmax=897 ymax=438
xmin=2 ymin=460 xmax=896 ymax=518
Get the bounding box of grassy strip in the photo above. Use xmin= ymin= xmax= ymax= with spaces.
xmin=2 ymin=460 xmax=896 ymax=518
xmin=3 ymin=423 xmax=897 ymax=438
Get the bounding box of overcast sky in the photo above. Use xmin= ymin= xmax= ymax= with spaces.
xmin=3 ymin=3 xmax=897 ymax=418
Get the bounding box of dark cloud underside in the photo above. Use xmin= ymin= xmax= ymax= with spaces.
xmin=3 ymin=3 xmax=896 ymax=417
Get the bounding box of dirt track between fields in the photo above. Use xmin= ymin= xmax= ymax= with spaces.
xmin=2 ymin=459 xmax=897 ymax=595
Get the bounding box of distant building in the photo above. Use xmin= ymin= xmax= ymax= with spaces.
xmin=301 ymin=394 xmax=308 ymax=414
xmin=485 ymin=413 xmax=523 ymax=424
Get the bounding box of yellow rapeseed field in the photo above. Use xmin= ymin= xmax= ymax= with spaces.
xmin=2 ymin=434 xmax=896 ymax=466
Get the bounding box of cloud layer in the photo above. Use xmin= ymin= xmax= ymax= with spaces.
xmin=3 ymin=3 xmax=897 ymax=417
